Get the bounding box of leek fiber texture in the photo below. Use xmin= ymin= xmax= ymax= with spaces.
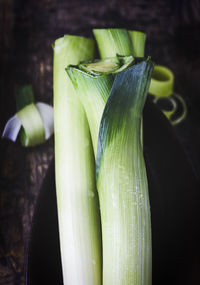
xmin=66 ymin=63 xmax=115 ymax=156
xmin=17 ymin=103 xmax=45 ymax=146
xmin=56 ymin=28 xmax=153 ymax=285
xmin=68 ymin=55 xmax=154 ymax=285
xmin=96 ymin=60 xmax=153 ymax=285
xmin=128 ymin=30 xmax=146 ymax=57
xmin=67 ymin=56 xmax=137 ymax=155
xmin=93 ymin=29 xmax=133 ymax=58
xmin=53 ymin=35 xmax=101 ymax=285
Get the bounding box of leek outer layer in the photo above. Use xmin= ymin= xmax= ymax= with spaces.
xmin=17 ymin=103 xmax=45 ymax=146
xmin=68 ymin=57 xmax=154 ymax=285
xmin=128 ymin=30 xmax=146 ymax=57
xmin=97 ymin=60 xmax=154 ymax=285
xmin=93 ymin=28 xmax=146 ymax=147
xmin=67 ymin=57 xmax=141 ymax=156
xmin=53 ymin=35 xmax=101 ymax=285
xmin=66 ymin=67 xmax=114 ymax=156
xmin=93 ymin=29 xmax=133 ymax=58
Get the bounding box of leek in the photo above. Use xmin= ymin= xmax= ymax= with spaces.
xmin=93 ymin=28 xmax=133 ymax=59
xmin=2 ymin=85 xmax=53 ymax=146
xmin=68 ymin=57 xmax=154 ymax=285
xmin=53 ymin=35 xmax=101 ymax=285
xmin=149 ymin=65 xmax=174 ymax=98
xmin=67 ymin=55 xmax=137 ymax=155
xmin=97 ymin=59 xmax=154 ymax=285
xmin=17 ymin=103 xmax=45 ymax=146
xmin=93 ymin=28 xmax=146 ymax=146
xmin=149 ymin=65 xmax=187 ymax=125
xmin=128 ymin=30 xmax=146 ymax=57
xmin=93 ymin=28 xmax=146 ymax=59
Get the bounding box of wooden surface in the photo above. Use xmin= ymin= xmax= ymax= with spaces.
xmin=0 ymin=0 xmax=200 ymax=284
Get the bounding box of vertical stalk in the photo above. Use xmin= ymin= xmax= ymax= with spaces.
xmin=53 ymin=35 xmax=101 ymax=285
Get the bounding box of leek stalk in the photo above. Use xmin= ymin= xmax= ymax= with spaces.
xmin=93 ymin=29 xmax=133 ymax=59
xmin=67 ymin=56 xmax=137 ymax=155
xmin=68 ymin=57 xmax=154 ymax=285
xmin=128 ymin=30 xmax=146 ymax=57
xmin=93 ymin=28 xmax=146 ymax=59
xmin=97 ymin=60 xmax=154 ymax=285
xmin=53 ymin=35 xmax=101 ymax=285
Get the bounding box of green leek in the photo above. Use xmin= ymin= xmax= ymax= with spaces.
xmin=67 ymin=56 xmax=154 ymax=285
xmin=128 ymin=30 xmax=146 ymax=57
xmin=93 ymin=28 xmax=147 ymax=148
xmin=17 ymin=103 xmax=45 ymax=146
xmin=97 ymin=60 xmax=153 ymax=285
xmin=2 ymin=85 xmax=53 ymax=146
xmin=67 ymin=56 xmax=137 ymax=155
xmin=53 ymin=35 xmax=101 ymax=285
xmin=93 ymin=28 xmax=133 ymax=59
xmin=148 ymin=65 xmax=187 ymax=125
xmin=149 ymin=65 xmax=174 ymax=98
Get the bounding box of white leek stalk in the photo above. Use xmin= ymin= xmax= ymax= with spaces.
xmin=67 ymin=57 xmax=154 ymax=285
xmin=53 ymin=35 xmax=101 ymax=285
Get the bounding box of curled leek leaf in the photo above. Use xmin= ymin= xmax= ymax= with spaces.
xmin=169 ymin=93 xmax=187 ymax=126
xmin=53 ymin=35 xmax=101 ymax=285
xmin=96 ymin=60 xmax=154 ymax=285
xmin=149 ymin=65 xmax=187 ymax=125
xmin=149 ymin=65 xmax=174 ymax=98
xmin=68 ymin=56 xmax=154 ymax=285
xmin=17 ymin=103 xmax=45 ymax=146
xmin=153 ymin=96 xmax=178 ymax=120
xmin=2 ymin=102 xmax=54 ymax=147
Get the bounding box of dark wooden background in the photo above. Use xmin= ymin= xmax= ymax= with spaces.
xmin=0 ymin=0 xmax=200 ymax=284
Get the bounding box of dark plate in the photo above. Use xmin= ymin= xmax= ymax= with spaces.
xmin=26 ymin=99 xmax=200 ymax=285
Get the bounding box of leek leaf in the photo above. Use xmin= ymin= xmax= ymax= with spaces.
xmin=66 ymin=55 xmax=138 ymax=156
xmin=2 ymin=85 xmax=54 ymax=147
xmin=96 ymin=59 xmax=154 ymax=285
xmin=67 ymin=56 xmax=145 ymax=156
xmin=17 ymin=103 xmax=45 ymax=146
xmin=149 ymin=65 xmax=174 ymax=98
xmin=79 ymin=57 xmax=120 ymax=75
xmin=149 ymin=65 xmax=187 ymax=125
xmin=128 ymin=30 xmax=146 ymax=57
xmin=93 ymin=29 xmax=133 ymax=58
xmin=53 ymin=35 xmax=102 ymax=285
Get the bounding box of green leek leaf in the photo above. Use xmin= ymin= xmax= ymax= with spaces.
xmin=148 ymin=65 xmax=187 ymax=125
xmin=68 ymin=55 xmax=154 ymax=285
xmin=2 ymin=84 xmax=54 ymax=147
xmin=93 ymin=28 xmax=133 ymax=58
xmin=128 ymin=30 xmax=146 ymax=57
xmin=96 ymin=59 xmax=154 ymax=285
xmin=17 ymin=103 xmax=45 ymax=146
xmin=66 ymin=56 xmax=138 ymax=156
xmin=149 ymin=65 xmax=174 ymax=98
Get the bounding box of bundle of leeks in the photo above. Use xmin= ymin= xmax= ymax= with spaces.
xmin=53 ymin=29 xmax=154 ymax=285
